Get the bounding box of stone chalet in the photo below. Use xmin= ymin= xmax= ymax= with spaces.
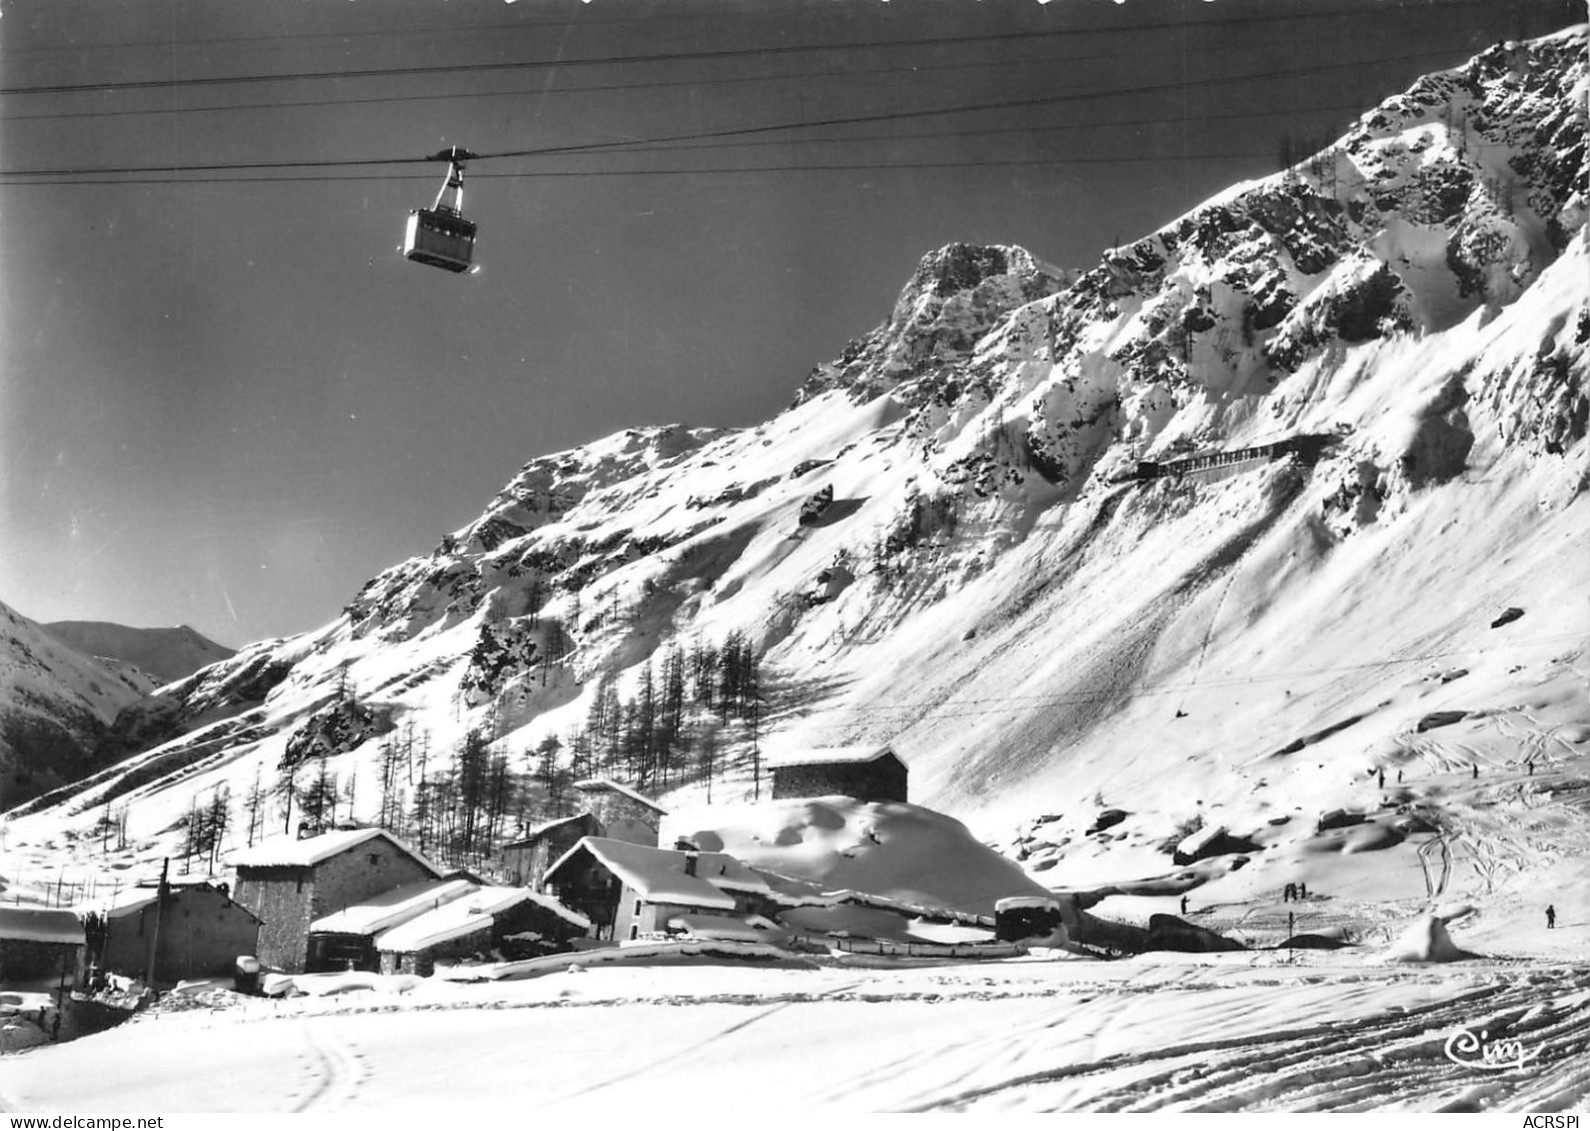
xmin=497 ymin=812 xmax=602 ymax=888
xmin=305 ymin=876 xmax=476 ymax=973
xmin=229 ymin=827 xmax=443 ymax=973
xmin=544 ymin=836 xmax=773 ymax=942
xmin=375 ymin=887 xmax=591 ymax=976
xmin=767 ymin=744 xmax=909 ymax=804
xmin=571 ymin=778 xmax=667 ymax=847
xmin=99 ymin=878 xmax=261 ymax=984
xmin=0 ymin=907 xmax=86 ymax=988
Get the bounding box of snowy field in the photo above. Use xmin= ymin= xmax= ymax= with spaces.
xmin=2 ymin=945 xmax=1588 ymax=1114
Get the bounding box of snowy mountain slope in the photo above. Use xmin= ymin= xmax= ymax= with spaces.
xmin=41 ymin=621 xmax=234 ymax=688
xmin=0 ymin=601 xmax=151 ymax=807
xmin=2 ymin=29 xmax=1586 ymax=925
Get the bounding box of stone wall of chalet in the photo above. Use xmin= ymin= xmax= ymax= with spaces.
xmin=234 ymin=866 xmax=314 ymax=973
xmin=236 ymin=842 xmax=434 ymax=973
xmin=100 ymin=888 xmax=260 ymax=982
xmin=770 ymin=759 xmax=908 ymax=803
xmin=0 ymin=938 xmax=84 ymax=984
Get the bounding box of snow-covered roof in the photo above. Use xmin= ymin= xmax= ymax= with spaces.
xmin=547 ymin=837 xmax=770 ymax=911
xmin=103 ymin=881 xmax=260 ymax=924
xmin=376 ymin=888 xmax=591 ymax=954
xmin=310 ymin=878 xmax=475 ymax=936
xmin=228 ymin=827 xmax=442 ymax=877
xmin=106 ymin=890 xmax=161 ymax=917
xmin=571 ymin=777 xmax=668 ymax=814
xmin=518 ymin=889 xmax=593 ymax=931
xmin=666 ymin=913 xmax=783 ymax=943
xmin=501 ymin=812 xmax=597 ymax=849
xmin=0 ymin=907 xmax=85 ymax=946
xmin=764 ymin=744 xmax=900 ymax=769
xmin=994 ymin=896 xmax=1062 ymax=912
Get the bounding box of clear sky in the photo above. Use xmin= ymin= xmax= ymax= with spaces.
xmin=0 ymin=0 xmax=1576 ymax=649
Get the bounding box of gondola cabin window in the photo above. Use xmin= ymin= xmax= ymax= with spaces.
xmin=403 ymin=209 xmax=476 ymax=274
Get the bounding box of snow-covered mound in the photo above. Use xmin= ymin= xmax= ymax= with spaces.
xmin=1381 ymin=913 xmax=1475 ymax=963
xmin=662 ymin=796 xmax=1048 ymax=916
xmin=3 ymin=29 xmax=1585 ymax=936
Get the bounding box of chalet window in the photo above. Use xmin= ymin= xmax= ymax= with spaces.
xmin=629 ymin=925 xmax=639 ymax=940
xmin=296 ymin=876 xmax=304 ymax=893
xmin=633 ymin=899 xmax=642 ymax=917
xmin=368 ymin=853 xmax=380 ymax=866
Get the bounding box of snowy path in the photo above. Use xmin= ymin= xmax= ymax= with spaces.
xmin=3 ymin=960 xmax=1587 ymax=1113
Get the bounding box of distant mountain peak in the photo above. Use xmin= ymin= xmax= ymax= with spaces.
xmin=42 ymin=620 xmax=235 ymax=687
xmin=796 ymin=241 xmax=1078 ymax=407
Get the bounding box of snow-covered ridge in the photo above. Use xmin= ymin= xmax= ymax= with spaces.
xmin=0 ymin=600 xmax=150 ymax=807
xmin=41 ymin=620 xmax=234 ymax=688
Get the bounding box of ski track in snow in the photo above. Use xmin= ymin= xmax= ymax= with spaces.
xmin=292 ymin=1017 xmax=368 ymax=1113
xmin=907 ymin=972 xmax=1590 ymax=1111
xmin=6 ymin=963 xmax=1589 ymax=1113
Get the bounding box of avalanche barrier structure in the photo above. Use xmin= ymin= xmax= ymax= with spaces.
xmin=1124 ymin=432 xmax=1342 ymax=483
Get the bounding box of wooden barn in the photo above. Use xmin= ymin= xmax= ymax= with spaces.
xmin=544 ymin=836 xmax=772 ymax=942
xmin=229 ymin=827 xmax=443 ymax=973
xmin=0 ymin=908 xmax=85 ymax=989
xmin=375 ymin=888 xmax=591 ymax=976
xmin=496 ymin=812 xmax=601 ymax=888
xmin=305 ymin=876 xmax=476 ymax=973
xmin=768 ymin=745 xmax=909 ymax=804
xmin=571 ymin=778 xmax=666 ymax=847
xmin=98 ymin=878 xmax=261 ymax=984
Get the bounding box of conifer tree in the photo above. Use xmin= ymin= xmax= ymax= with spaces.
xmin=696 ymin=718 xmax=721 ymax=805
xmin=205 ymin=785 xmax=232 ymax=871
xmin=243 ymin=768 xmax=267 ymax=847
xmin=534 ymin=733 xmax=567 ymax=819
xmin=276 ymin=760 xmax=298 ymax=835
xmin=297 ymin=756 xmax=339 ymax=834
xmin=636 ymin=661 xmax=658 ymax=786
xmin=659 ymin=644 xmax=688 ymax=784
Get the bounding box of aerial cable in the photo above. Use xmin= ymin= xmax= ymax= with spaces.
xmin=0 ymin=5 xmax=740 ymax=59
xmin=0 ymin=0 xmax=1513 ymax=61
xmin=0 ymin=151 xmax=1290 ymax=188
xmin=445 ymin=49 xmax=1468 ymax=162
xmin=0 ymin=27 xmax=1340 ymax=96
xmin=0 ymin=4 xmax=1500 ymax=97
xmin=0 ymin=34 xmax=1365 ymax=125
xmin=588 ymin=100 xmax=1370 ymax=159
xmin=0 ymin=49 xmax=1448 ymax=181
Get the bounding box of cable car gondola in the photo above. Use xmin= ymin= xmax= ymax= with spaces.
xmin=403 ymin=147 xmax=478 ymax=274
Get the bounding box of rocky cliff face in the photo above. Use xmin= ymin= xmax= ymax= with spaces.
xmin=7 ymin=29 xmax=1585 ymax=872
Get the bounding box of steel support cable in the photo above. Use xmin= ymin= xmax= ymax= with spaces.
xmin=0 ymin=152 xmax=1287 ymax=188
xmin=0 ymin=2 xmax=1511 ymax=96
xmin=0 ymin=29 xmax=1377 ymax=124
xmin=0 ymin=49 xmax=1453 ymax=180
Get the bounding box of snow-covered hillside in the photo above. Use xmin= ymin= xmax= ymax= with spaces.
xmin=0 ymin=601 xmax=150 ymax=807
xmin=3 ymin=28 xmax=1586 ymax=932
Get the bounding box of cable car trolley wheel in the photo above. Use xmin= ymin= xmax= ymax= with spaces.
xmin=403 ymin=146 xmax=478 ymax=274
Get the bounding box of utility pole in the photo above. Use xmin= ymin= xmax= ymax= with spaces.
xmin=145 ymin=857 xmax=169 ymax=990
